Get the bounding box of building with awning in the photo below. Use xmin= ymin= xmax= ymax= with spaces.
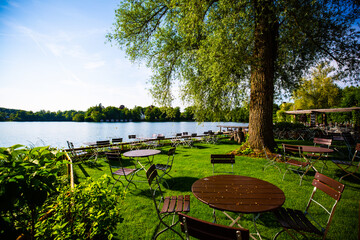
xmin=285 ymin=107 xmax=360 ymax=128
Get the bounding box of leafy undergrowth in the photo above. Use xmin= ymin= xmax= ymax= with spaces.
xmin=73 ymin=139 xmax=359 ymax=240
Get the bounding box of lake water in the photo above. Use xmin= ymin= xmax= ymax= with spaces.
xmin=0 ymin=121 xmax=247 ymax=149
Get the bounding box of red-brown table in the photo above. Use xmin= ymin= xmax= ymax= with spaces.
xmin=192 ymin=175 xmax=285 ymax=239
xmin=297 ymin=145 xmax=334 ymax=172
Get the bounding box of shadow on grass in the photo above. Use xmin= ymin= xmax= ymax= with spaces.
xmin=82 ymin=160 xmax=105 ymax=170
xmin=333 ymin=170 xmax=360 ymax=188
xmin=164 ymin=176 xmax=199 ymax=192
xmin=77 ymin=163 xmax=90 ymax=178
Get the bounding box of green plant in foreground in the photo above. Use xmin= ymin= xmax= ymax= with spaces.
xmin=36 ymin=174 xmax=124 ymax=240
xmin=0 ymin=145 xmax=66 ymax=239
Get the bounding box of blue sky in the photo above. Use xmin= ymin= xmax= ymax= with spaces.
xmin=0 ymin=0 xmax=169 ymax=112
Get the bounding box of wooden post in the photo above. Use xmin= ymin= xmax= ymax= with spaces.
xmin=322 ymin=113 xmax=327 ymax=126
xmin=65 ymin=152 xmax=74 ymax=189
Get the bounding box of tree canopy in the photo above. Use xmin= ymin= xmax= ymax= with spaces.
xmin=108 ymin=0 xmax=360 ymax=149
xmin=293 ymin=62 xmax=342 ymax=110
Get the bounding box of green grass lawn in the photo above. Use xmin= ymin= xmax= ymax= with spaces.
xmin=73 ymin=139 xmax=359 ymax=240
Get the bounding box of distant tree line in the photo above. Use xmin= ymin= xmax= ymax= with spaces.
xmin=0 ymin=104 xmax=250 ymax=122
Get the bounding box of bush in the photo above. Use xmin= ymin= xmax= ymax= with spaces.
xmin=36 ymin=175 xmax=123 ymax=240
xmin=0 ymin=145 xmax=66 ymax=239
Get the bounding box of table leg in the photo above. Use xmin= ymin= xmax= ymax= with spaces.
xmin=251 ymin=213 xmax=262 ymax=240
xmin=222 ymin=211 xmax=244 ymax=228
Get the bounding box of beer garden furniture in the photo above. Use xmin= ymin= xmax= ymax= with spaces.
xmin=178 ymin=212 xmax=249 ymax=240
xmin=332 ymin=143 xmax=360 ymax=182
xmin=192 ymin=175 xmax=285 ymax=239
xmin=273 ymin=173 xmax=345 ymax=240
xmin=123 ymin=149 xmax=161 ymax=177
xmin=146 ymin=164 xmax=190 ymax=240
xmin=105 ymin=152 xmax=137 ymax=191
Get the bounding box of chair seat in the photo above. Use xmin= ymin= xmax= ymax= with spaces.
xmin=160 ymin=195 xmax=190 ymax=214
xmin=113 ymin=168 xmax=136 ymax=176
xmin=286 ymin=159 xmax=309 ymax=168
xmin=274 ymin=207 xmax=323 ymax=236
xmin=155 ymin=164 xmax=170 ymax=171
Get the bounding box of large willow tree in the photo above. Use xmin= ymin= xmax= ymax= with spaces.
xmin=108 ymin=0 xmax=360 ymax=150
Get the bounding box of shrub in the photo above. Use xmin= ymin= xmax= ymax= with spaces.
xmin=0 ymin=145 xmax=66 ymax=239
xmin=36 ymin=175 xmax=123 ymax=240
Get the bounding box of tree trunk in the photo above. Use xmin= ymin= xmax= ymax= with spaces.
xmin=248 ymin=0 xmax=278 ymax=150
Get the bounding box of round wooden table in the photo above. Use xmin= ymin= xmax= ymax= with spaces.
xmin=192 ymin=175 xmax=285 ymax=214
xmin=299 ymin=145 xmax=334 ymax=172
xmin=192 ymin=175 xmax=285 ymax=239
xmin=123 ymin=149 xmax=161 ymax=158
xmin=123 ymin=149 xmax=161 ymax=173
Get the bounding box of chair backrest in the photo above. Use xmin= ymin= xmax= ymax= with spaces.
xmin=96 ymin=140 xmax=110 ymax=146
xmin=112 ymin=138 xmax=123 ymax=143
xmin=183 ymin=132 xmax=188 ymax=136
xmin=146 ymin=165 xmax=164 ymax=213
xmin=105 ymin=152 xmax=123 ymax=169
xmin=128 ymin=135 xmax=136 ymax=139
xmin=211 ymin=154 xmax=235 ymax=164
xmin=306 ymin=172 xmax=345 ymax=238
xmin=178 ymin=212 xmax=249 ymax=240
xmin=168 ymin=147 xmax=176 ymax=156
xmin=105 ymin=152 xmax=121 ymax=161
xmin=313 ymin=138 xmax=332 ymax=148
xmin=66 ymin=141 xmax=77 ymax=156
xmin=67 ymin=141 xmax=73 ymax=149
xmin=282 ymin=144 xmax=303 ymax=157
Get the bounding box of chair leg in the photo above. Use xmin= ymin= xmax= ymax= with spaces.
xmin=282 ymin=168 xmax=289 ymax=181
xmin=339 ymin=171 xmax=360 ymax=182
xmin=111 ymin=175 xmax=125 ymax=192
xmin=154 ymin=215 xmax=184 ymax=240
xmin=264 ymin=161 xmax=281 ymax=173
xmin=273 ymin=229 xmax=298 ymax=240
xmin=124 ymin=174 xmax=137 ymax=191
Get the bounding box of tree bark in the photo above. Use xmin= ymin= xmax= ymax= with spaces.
xmin=248 ymin=0 xmax=278 ymax=150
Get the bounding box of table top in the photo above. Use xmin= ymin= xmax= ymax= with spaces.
xmin=298 ymin=145 xmax=334 ymax=154
xmin=123 ymin=149 xmax=161 ymax=158
xmin=192 ymin=175 xmax=285 ymax=214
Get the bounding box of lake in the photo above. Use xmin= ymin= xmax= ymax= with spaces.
xmin=0 ymin=121 xmax=248 ymax=149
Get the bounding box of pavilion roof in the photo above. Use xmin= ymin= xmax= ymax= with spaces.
xmin=285 ymin=107 xmax=360 ymax=115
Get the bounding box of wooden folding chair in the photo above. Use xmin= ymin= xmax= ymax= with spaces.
xmin=155 ymin=147 xmax=176 ymax=188
xmin=178 ymin=212 xmax=249 ymax=240
xmin=211 ymin=154 xmax=235 ymax=174
xmin=66 ymin=141 xmax=88 ymax=162
xmin=105 ymin=152 xmax=137 ymax=191
xmin=108 ymin=138 xmax=122 ymax=152
xmin=332 ymin=143 xmax=360 ymax=182
xmin=146 ymin=164 xmax=190 ymax=239
xmin=273 ymin=172 xmax=345 ymax=240
xmin=282 ymin=144 xmax=311 ymax=185
xmin=171 ymin=133 xmax=183 ymax=147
